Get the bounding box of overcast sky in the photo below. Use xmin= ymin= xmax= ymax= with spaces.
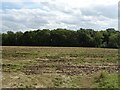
xmin=1 ymin=0 xmax=119 ymax=32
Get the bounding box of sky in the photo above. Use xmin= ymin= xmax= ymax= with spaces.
xmin=0 ymin=0 xmax=119 ymax=32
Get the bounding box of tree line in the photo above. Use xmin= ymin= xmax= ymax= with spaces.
xmin=1 ymin=28 xmax=120 ymax=48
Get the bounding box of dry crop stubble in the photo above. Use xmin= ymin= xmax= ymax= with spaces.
xmin=2 ymin=46 xmax=119 ymax=88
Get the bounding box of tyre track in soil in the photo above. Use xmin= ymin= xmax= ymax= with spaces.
xmin=22 ymin=58 xmax=119 ymax=75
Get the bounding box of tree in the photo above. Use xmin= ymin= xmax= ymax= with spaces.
xmin=0 ymin=33 xmax=2 ymax=46
xmin=50 ymin=29 xmax=68 ymax=46
xmin=77 ymin=29 xmax=94 ymax=47
xmin=4 ymin=31 xmax=16 ymax=46
xmin=94 ymin=31 xmax=103 ymax=47
xmin=15 ymin=31 xmax=23 ymax=46
xmin=21 ymin=31 xmax=36 ymax=46
xmin=108 ymin=33 xmax=119 ymax=48
xmin=35 ymin=29 xmax=51 ymax=46
xmin=1 ymin=28 xmax=120 ymax=48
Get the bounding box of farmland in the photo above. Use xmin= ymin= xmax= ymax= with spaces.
xmin=2 ymin=46 xmax=119 ymax=88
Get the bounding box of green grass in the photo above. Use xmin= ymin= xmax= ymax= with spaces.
xmin=2 ymin=46 xmax=119 ymax=88
xmin=93 ymin=71 xmax=119 ymax=88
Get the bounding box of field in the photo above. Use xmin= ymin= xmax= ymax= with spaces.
xmin=2 ymin=46 xmax=119 ymax=88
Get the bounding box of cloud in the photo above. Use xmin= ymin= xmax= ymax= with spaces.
xmin=1 ymin=9 xmax=49 ymax=32
xmin=1 ymin=0 xmax=119 ymax=32
xmin=81 ymin=5 xmax=118 ymax=19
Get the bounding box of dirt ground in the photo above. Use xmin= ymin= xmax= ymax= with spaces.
xmin=2 ymin=46 xmax=119 ymax=88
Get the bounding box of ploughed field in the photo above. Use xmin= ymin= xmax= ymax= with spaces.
xmin=2 ymin=46 xmax=119 ymax=88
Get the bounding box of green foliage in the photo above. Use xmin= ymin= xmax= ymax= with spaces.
xmin=2 ymin=28 xmax=120 ymax=48
xmin=94 ymin=32 xmax=103 ymax=47
xmin=94 ymin=72 xmax=119 ymax=88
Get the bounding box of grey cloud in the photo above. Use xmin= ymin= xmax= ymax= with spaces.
xmin=1 ymin=1 xmax=118 ymax=32
xmin=40 ymin=1 xmax=75 ymax=15
xmin=2 ymin=21 xmax=28 ymax=32
xmin=1 ymin=9 xmax=49 ymax=32
xmin=81 ymin=5 xmax=117 ymax=19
